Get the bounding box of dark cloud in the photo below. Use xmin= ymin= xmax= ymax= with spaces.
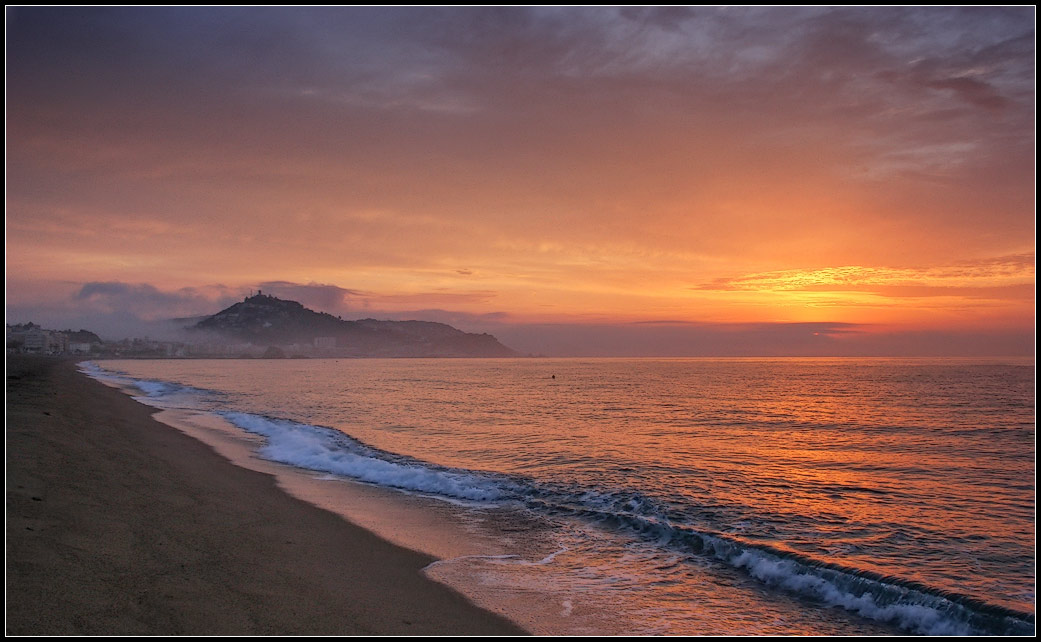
xmin=493 ymin=322 xmax=1033 ymax=357
xmin=487 ymin=321 xmax=856 ymax=357
xmin=73 ymin=281 xmax=240 ymax=318
xmin=8 ymin=7 xmax=1032 ymax=205
xmin=926 ymin=76 xmax=1008 ymax=110
xmin=6 ymin=281 xmax=241 ymax=340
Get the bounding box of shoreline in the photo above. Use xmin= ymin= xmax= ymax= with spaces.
xmin=5 ymin=356 xmax=526 ymax=635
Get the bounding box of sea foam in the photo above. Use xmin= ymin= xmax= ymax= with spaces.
xmin=219 ymin=411 xmax=507 ymax=502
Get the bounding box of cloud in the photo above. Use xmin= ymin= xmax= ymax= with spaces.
xmin=5 ymin=282 xmax=241 ymax=340
xmin=73 ymin=281 xmax=241 ymax=320
xmin=695 ymin=255 xmax=1035 ymax=296
xmin=5 ymin=8 xmax=1034 ymax=341
xmin=617 ymin=6 xmax=695 ymax=33
xmin=490 ymin=320 xmax=863 ymax=357
xmin=926 ymin=76 xmax=1007 ymax=110
xmin=250 ymin=280 xmax=500 ymax=319
xmin=255 ymin=281 xmax=362 ymax=315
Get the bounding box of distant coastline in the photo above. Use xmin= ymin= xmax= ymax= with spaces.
xmin=7 ymin=293 xmax=519 ymax=360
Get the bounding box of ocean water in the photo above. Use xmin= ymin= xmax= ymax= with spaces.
xmin=81 ymin=357 xmax=1035 ymax=635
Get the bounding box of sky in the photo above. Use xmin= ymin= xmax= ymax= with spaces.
xmin=5 ymin=7 xmax=1036 ymax=356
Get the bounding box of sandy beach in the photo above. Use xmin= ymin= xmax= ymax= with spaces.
xmin=5 ymin=356 xmax=526 ymax=635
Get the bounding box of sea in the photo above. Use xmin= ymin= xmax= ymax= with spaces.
xmin=80 ymin=357 xmax=1035 ymax=636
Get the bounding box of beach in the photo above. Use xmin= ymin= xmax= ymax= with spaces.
xmin=5 ymin=356 xmax=525 ymax=635
xmin=10 ymin=356 xmax=1034 ymax=636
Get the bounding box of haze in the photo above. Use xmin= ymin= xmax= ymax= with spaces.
xmin=6 ymin=7 xmax=1035 ymax=356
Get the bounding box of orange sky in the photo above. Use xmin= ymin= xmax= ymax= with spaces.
xmin=5 ymin=7 xmax=1035 ymax=355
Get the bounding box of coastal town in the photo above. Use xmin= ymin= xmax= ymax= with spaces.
xmin=6 ymin=323 xmax=102 ymax=356
xmin=5 ymin=322 xmax=261 ymax=358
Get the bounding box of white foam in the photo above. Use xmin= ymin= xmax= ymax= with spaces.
xmin=514 ymin=546 xmax=569 ymax=567
xmin=78 ymin=361 xmax=131 ymax=386
xmin=80 ymin=363 xmax=178 ymax=401
xmin=727 ymin=547 xmax=974 ymax=635
xmin=220 ymin=411 xmax=506 ymax=502
xmin=80 ymin=363 xmax=506 ymax=502
xmin=133 ymin=380 xmax=177 ymax=397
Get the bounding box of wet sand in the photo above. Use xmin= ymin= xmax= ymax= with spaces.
xmin=5 ymin=356 xmax=526 ymax=635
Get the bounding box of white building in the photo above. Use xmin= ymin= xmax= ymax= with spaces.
xmin=18 ymin=329 xmax=68 ymax=354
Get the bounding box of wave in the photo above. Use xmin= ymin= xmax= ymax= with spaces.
xmin=79 ymin=362 xmax=1036 ymax=636
xmin=218 ymin=411 xmax=510 ymax=502
xmin=78 ymin=360 xmax=132 ymax=386
xmin=78 ymin=361 xmax=212 ymax=404
xmin=211 ymin=411 xmax=1037 ymax=635
xmin=132 ymin=378 xmax=210 ymax=400
xmin=518 ymin=489 xmax=1033 ymax=635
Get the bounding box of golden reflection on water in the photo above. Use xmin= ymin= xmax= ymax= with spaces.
xmin=104 ymin=357 xmax=1036 ymax=620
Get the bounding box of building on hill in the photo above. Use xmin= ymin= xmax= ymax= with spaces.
xmin=314 ymin=336 xmax=337 ymax=349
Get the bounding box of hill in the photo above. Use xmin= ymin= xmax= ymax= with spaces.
xmin=191 ymin=293 xmax=516 ymax=357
